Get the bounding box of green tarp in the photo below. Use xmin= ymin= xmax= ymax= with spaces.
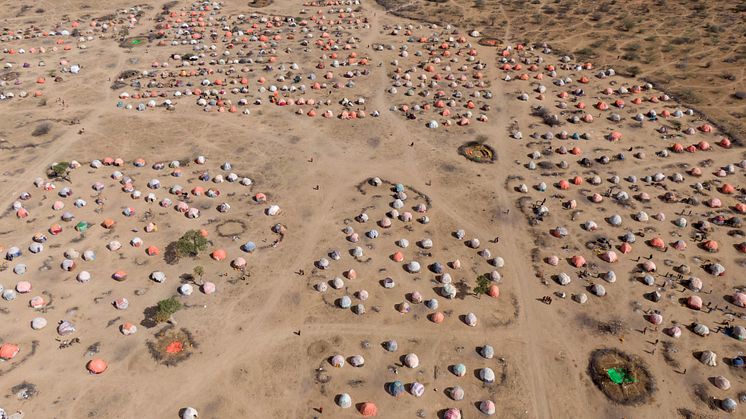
xmin=607 ymin=368 xmax=636 ymax=384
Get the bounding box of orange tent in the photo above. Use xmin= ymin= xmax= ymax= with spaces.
xmin=703 ymin=240 xmax=718 ymax=252
xmin=571 ymin=255 xmax=586 ymax=267
xmin=359 ymin=402 xmax=378 ymax=417
xmin=687 ymin=295 xmax=703 ymax=310
xmin=146 ymin=246 xmax=159 ymax=256
xmin=699 ymin=124 xmax=713 ymax=133
xmin=0 ymin=343 xmax=19 ymax=360
xmin=87 ymin=358 xmax=108 ymax=374
xmin=557 ymin=180 xmax=570 ymax=190
xmin=619 ymin=242 xmax=632 ymax=254
xmin=649 ymin=238 xmax=665 ymax=249
xmin=720 ymin=184 xmax=735 ymax=194
xmin=102 ymin=219 xmax=115 ymax=229
xmin=211 ymin=249 xmax=227 ymax=261
xmin=430 ymin=312 xmax=445 ymax=323
xmin=392 ymin=251 xmax=404 ymax=262
xmin=487 ymin=285 xmax=500 ymax=298
xmin=166 ymin=341 xmax=184 ymax=353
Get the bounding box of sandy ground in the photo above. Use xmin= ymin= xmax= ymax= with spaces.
xmin=0 ymin=1 xmax=744 ymax=419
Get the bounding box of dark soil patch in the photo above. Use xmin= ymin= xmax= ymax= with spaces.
xmin=10 ymin=381 xmax=37 ymax=400
xmin=146 ymin=326 xmax=197 ymax=366
xmin=119 ymin=36 xmax=148 ymax=48
xmin=31 ymin=122 xmax=52 ymax=137
xmin=0 ymin=71 xmax=20 ymax=81
xmin=458 ymin=141 xmax=496 ymax=163
xmin=478 ymin=37 xmax=500 ymax=47
xmin=248 ymin=0 xmax=273 ymax=7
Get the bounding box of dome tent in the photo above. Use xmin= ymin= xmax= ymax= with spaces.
xmin=358 ymin=402 xmax=377 ymax=416
xmin=700 ymin=351 xmax=717 ymax=366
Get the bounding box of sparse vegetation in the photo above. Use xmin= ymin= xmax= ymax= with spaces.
xmin=532 ymin=106 xmax=561 ymax=126
xmin=575 ymin=47 xmax=597 ymax=59
xmin=619 ymin=18 xmax=636 ymax=32
xmin=192 ymin=265 xmax=205 ymax=285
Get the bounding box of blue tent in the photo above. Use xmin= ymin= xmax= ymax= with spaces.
xmin=387 ymin=381 xmax=405 ymax=397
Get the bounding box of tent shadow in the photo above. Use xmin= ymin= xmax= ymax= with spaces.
xmin=643 ymin=291 xmax=660 ymax=303
xmin=140 ymin=306 xmax=158 ymax=329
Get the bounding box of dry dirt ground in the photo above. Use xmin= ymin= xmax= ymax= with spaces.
xmin=0 ymin=1 xmax=744 ymax=419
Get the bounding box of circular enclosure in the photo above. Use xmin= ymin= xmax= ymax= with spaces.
xmin=458 ymin=142 xmax=496 ymax=163
xmin=588 ymin=348 xmax=656 ymax=405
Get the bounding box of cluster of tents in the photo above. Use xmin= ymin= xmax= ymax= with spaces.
xmin=507 ymin=43 xmax=746 ymax=411
xmin=113 ymin=0 xmax=380 ymax=118
xmin=4 ymin=154 xmax=282 ymax=382
xmin=383 ymin=23 xmax=492 ymax=128
xmin=310 ymin=179 xmax=505 ymax=414
xmin=0 ymin=7 xmax=147 ymax=103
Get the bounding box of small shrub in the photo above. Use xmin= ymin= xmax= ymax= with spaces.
xmin=623 ymin=66 xmax=641 ymax=76
xmin=622 ymin=51 xmax=640 ymax=61
xmin=620 ymin=18 xmax=635 ymax=31
xmin=154 ymin=297 xmax=182 ymax=323
xmin=473 ymin=274 xmax=492 ymax=296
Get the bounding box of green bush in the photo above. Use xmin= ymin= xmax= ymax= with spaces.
xmin=175 ymin=230 xmax=208 ymax=258
xmin=154 ymin=297 xmax=182 ymax=323
xmin=51 ymin=162 xmax=70 ymax=176
xmin=473 ymin=274 xmax=492 ymax=296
